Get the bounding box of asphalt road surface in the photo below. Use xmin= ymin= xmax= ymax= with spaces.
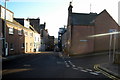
xmin=2 ymin=52 xmax=112 ymax=79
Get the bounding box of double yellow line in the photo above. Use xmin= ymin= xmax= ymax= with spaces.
xmin=94 ymin=64 xmax=119 ymax=80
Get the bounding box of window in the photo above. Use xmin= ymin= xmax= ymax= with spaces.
xmin=21 ymin=43 xmax=24 ymax=48
xmin=24 ymin=30 xmax=28 ymax=36
xmin=38 ymin=37 xmax=39 ymax=41
xmin=10 ymin=43 xmax=14 ymax=50
xmin=30 ymin=32 xmax=33 ymax=37
xmin=34 ymin=43 xmax=36 ymax=47
xmin=9 ymin=27 xmax=14 ymax=34
xmin=30 ymin=43 xmax=33 ymax=46
xmin=18 ymin=29 xmax=22 ymax=35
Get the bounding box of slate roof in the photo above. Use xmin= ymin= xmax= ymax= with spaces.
xmin=71 ymin=12 xmax=98 ymax=26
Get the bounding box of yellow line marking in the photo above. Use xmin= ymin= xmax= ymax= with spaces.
xmin=94 ymin=64 xmax=120 ymax=80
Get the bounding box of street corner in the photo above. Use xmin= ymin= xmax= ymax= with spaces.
xmin=94 ymin=64 xmax=120 ymax=80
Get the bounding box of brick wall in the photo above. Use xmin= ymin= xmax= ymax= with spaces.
xmin=94 ymin=10 xmax=119 ymax=52
xmin=70 ymin=26 xmax=94 ymax=55
xmin=47 ymin=36 xmax=54 ymax=51
xmin=62 ymin=32 xmax=67 ymax=54
xmin=6 ymin=22 xmax=25 ymax=55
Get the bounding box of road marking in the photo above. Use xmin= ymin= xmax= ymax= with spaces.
xmin=68 ymin=61 xmax=76 ymax=67
xmin=94 ymin=71 xmax=101 ymax=74
xmin=94 ymin=64 xmax=119 ymax=80
xmin=89 ymin=72 xmax=99 ymax=75
xmin=72 ymin=67 xmax=79 ymax=70
xmin=99 ymin=69 xmax=119 ymax=80
xmin=64 ymin=61 xmax=70 ymax=67
xmin=86 ymin=69 xmax=92 ymax=72
xmin=81 ymin=69 xmax=88 ymax=72
xmin=63 ymin=60 xmax=101 ymax=76
xmin=72 ymin=65 xmax=76 ymax=68
xmin=77 ymin=67 xmax=83 ymax=69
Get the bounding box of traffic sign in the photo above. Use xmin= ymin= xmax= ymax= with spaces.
xmin=109 ymin=29 xmax=117 ymax=33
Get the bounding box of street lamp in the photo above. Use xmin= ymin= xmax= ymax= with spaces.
xmin=3 ymin=0 xmax=8 ymax=56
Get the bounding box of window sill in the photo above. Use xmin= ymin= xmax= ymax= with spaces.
xmin=10 ymin=49 xmax=14 ymax=51
xmin=21 ymin=47 xmax=24 ymax=49
xmin=9 ymin=34 xmax=14 ymax=35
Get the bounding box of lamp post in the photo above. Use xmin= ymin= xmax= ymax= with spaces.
xmin=3 ymin=0 xmax=7 ymax=56
xmin=109 ymin=33 xmax=112 ymax=62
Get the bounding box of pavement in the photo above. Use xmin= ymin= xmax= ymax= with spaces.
xmin=68 ymin=52 xmax=109 ymax=58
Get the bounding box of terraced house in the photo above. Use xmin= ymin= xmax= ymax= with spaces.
xmin=14 ymin=18 xmax=41 ymax=53
xmin=0 ymin=5 xmax=25 ymax=56
xmin=27 ymin=18 xmax=41 ymax=52
xmin=0 ymin=5 xmax=41 ymax=56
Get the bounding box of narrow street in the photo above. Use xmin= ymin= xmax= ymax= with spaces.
xmin=3 ymin=52 xmax=112 ymax=79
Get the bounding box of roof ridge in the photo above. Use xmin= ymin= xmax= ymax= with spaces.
xmin=72 ymin=12 xmax=97 ymax=15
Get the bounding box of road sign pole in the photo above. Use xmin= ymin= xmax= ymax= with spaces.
xmin=109 ymin=34 xmax=112 ymax=62
xmin=113 ymin=33 xmax=116 ymax=63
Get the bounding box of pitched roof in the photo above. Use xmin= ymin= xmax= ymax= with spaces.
xmin=6 ymin=19 xmax=35 ymax=32
xmin=71 ymin=12 xmax=98 ymax=26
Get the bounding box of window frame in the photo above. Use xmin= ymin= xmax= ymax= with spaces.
xmin=18 ymin=29 xmax=22 ymax=35
xmin=9 ymin=27 xmax=14 ymax=34
xmin=10 ymin=43 xmax=14 ymax=50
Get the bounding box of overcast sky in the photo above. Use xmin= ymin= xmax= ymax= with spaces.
xmin=0 ymin=0 xmax=119 ymax=38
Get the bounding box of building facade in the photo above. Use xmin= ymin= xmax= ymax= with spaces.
xmin=40 ymin=23 xmax=49 ymax=51
xmin=0 ymin=5 xmax=42 ymax=56
xmin=62 ymin=3 xmax=119 ymax=56
xmin=0 ymin=5 xmax=25 ymax=56
xmin=0 ymin=18 xmax=3 ymax=56
xmin=0 ymin=4 xmax=56 ymax=56
xmin=58 ymin=27 xmax=67 ymax=51
xmin=34 ymin=31 xmax=41 ymax=52
xmin=47 ymin=36 xmax=55 ymax=51
xmin=14 ymin=18 xmax=41 ymax=53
